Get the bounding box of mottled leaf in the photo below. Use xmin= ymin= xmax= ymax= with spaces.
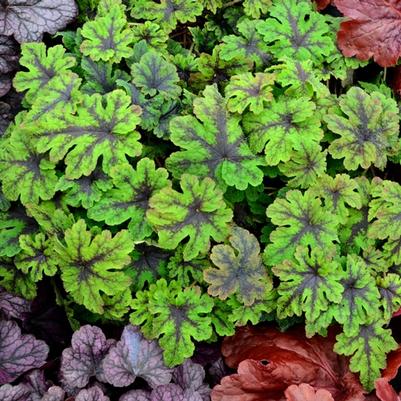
xmin=75 ymin=386 xmax=110 ymax=401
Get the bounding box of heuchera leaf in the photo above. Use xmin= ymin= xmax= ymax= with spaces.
xmin=0 ymin=383 xmax=31 ymax=401
xmin=130 ymin=279 xmax=214 ymax=366
xmin=285 ymin=384 xmax=335 ymax=401
xmin=334 ymin=320 xmax=398 ymax=391
xmin=102 ymin=325 xmax=172 ymax=388
xmin=243 ymin=0 xmax=272 ymax=19
xmin=147 ymin=174 xmax=233 ymax=261
xmin=0 ymin=288 xmax=30 ymax=320
xmin=54 ymin=219 xmax=133 ymax=314
xmin=60 ymin=325 xmax=114 ymax=389
xmin=256 ymin=0 xmax=335 ymax=63
xmin=0 ymin=319 xmax=48 ymax=384
xmin=167 ymin=84 xmax=264 ymax=190
xmin=243 ymin=96 xmax=323 ymax=166
xmin=204 ymin=226 xmax=271 ymax=306
xmin=375 ymin=346 xmax=401 ymax=401
xmin=0 ymin=0 xmax=77 ymax=42
xmin=88 ymin=158 xmax=170 ymax=241
xmin=80 ymin=0 xmax=133 ymax=63
xmin=35 ymin=89 xmax=142 ymax=179
xmin=212 ymin=325 xmax=365 ymax=401
xmin=334 ymin=0 xmax=401 ymax=67
xmin=324 ymin=87 xmax=399 ymax=170
xmin=264 ymin=189 xmax=339 ymax=266
xmin=75 ymin=386 xmax=110 ymax=401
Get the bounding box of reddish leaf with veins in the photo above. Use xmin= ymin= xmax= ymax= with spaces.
xmin=375 ymin=346 xmax=401 ymax=401
xmin=334 ymin=0 xmax=401 ymax=67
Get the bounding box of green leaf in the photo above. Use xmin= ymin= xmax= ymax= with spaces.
xmin=131 ymin=51 xmax=181 ymax=99
xmin=88 ymin=158 xmax=170 ymax=241
xmin=243 ymin=0 xmax=271 ymax=18
xmin=167 ymin=84 xmax=264 ymax=190
xmin=325 ymin=87 xmax=400 ymax=170
xmin=243 ymin=96 xmax=323 ymax=166
xmin=80 ymin=0 xmax=133 ymax=63
xmin=256 ymin=0 xmax=335 ymax=63
xmin=272 ymin=246 xmax=344 ymax=322
xmin=130 ymin=279 xmax=214 ymax=366
xmin=220 ymin=18 xmax=270 ymax=66
xmin=147 ymin=174 xmax=233 ymax=261
xmin=15 ymin=233 xmax=57 ymax=282
xmin=334 ymin=320 xmax=397 ymax=391
xmin=225 ymin=72 xmax=275 ymax=114
xmin=264 ymin=189 xmax=339 ymax=265
xmin=0 ymin=133 xmax=58 ymax=205
xmin=35 ymin=89 xmax=142 ymax=179
xmin=131 ymin=21 xmax=169 ymax=49
xmin=204 ymin=226 xmax=271 ymax=306
xmin=376 ymin=273 xmax=401 ymax=319
xmin=54 ymin=219 xmax=133 ymax=314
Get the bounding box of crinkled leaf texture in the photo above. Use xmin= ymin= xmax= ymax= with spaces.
xmin=211 ymin=325 xmax=365 ymax=401
xmin=334 ymin=0 xmax=401 ymax=67
xmin=60 ymin=325 xmax=114 ymax=389
xmin=75 ymin=386 xmax=110 ymax=401
xmin=0 ymin=319 xmax=48 ymax=384
xmin=0 ymin=288 xmax=30 ymax=320
xmin=102 ymin=325 xmax=172 ymax=388
xmin=285 ymin=384 xmax=335 ymax=401
xmin=0 ymin=0 xmax=77 ymax=42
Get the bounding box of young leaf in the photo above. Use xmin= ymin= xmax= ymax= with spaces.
xmin=243 ymin=0 xmax=271 ymax=19
xmin=131 ymin=22 xmax=168 ymax=50
xmin=147 ymin=174 xmax=233 ymax=261
xmin=80 ymin=0 xmax=133 ymax=63
xmin=88 ymin=158 xmax=170 ymax=241
xmin=102 ymin=325 xmax=172 ymax=388
xmin=167 ymin=85 xmax=264 ymax=190
xmin=60 ymin=325 xmax=113 ymax=389
xmin=256 ymin=0 xmax=335 ymax=63
xmin=54 ymin=219 xmax=133 ymax=314
xmin=243 ymin=96 xmax=323 ymax=166
xmin=0 ymin=0 xmax=77 ymax=42
xmin=131 ymin=51 xmax=181 ymax=100
xmin=264 ymin=189 xmax=339 ymax=266
xmin=334 ymin=320 xmax=398 ymax=391
xmin=35 ymin=89 xmax=142 ymax=179
xmin=325 ymin=87 xmax=399 ymax=170
xmin=204 ymin=226 xmax=271 ymax=306
xmin=15 ymin=233 xmax=57 ymax=282
xmin=272 ymin=246 xmax=344 ymax=322
xmin=225 ymin=73 xmax=275 ymax=114
xmin=0 ymin=319 xmax=48 ymax=384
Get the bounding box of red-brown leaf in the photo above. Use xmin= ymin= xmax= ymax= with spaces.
xmin=211 ymin=325 xmax=365 ymax=401
xmin=375 ymin=346 xmax=401 ymax=401
xmin=285 ymin=384 xmax=334 ymax=401
xmin=334 ymin=0 xmax=401 ymax=67
xmin=314 ymin=0 xmax=332 ymax=10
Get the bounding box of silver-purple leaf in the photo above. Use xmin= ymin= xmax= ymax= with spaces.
xmin=23 ymin=369 xmax=47 ymax=401
xmin=182 ymin=390 xmax=203 ymax=401
xmin=0 ymin=383 xmax=31 ymax=401
xmin=119 ymin=390 xmax=151 ymax=401
xmin=102 ymin=325 xmax=172 ymax=388
xmin=0 ymin=35 xmax=18 ymax=74
xmin=60 ymin=325 xmax=114 ymax=389
xmin=151 ymin=384 xmax=184 ymax=401
xmin=41 ymin=386 xmax=65 ymax=401
xmin=0 ymin=0 xmax=78 ymax=43
xmin=0 ymin=288 xmax=30 ymax=320
xmin=75 ymin=386 xmax=110 ymax=401
xmin=0 ymin=320 xmax=48 ymax=385
xmin=173 ymin=360 xmax=210 ymax=401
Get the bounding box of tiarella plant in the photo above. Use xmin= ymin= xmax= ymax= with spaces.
xmin=3 ymin=0 xmax=401 ymax=399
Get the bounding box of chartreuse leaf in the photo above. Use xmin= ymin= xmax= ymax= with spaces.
xmin=325 ymin=87 xmax=400 ymax=170
xmin=15 ymin=234 xmax=57 ymax=282
xmin=130 ymin=279 xmax=213 ymax=366
xmin=131 ymin=22 xmax=168 ymax=50
xmin=54 ymin=219 xmax=133 ymax=314
xmin=131 ymin=51 xmax=181 ymax=100
xmin=272 ymin=246 xmax=344 ymax=323
xmin=204 ymin=226 xmax=271 ymax=306
xmin=334 ymin=320 xmax=397 ymax=391
xmin=243 ymin=96 xmax=323 ymax=166
xmin=376 ymin=274 xmax=401 ymax=319
xmin=264 ymin=189 xmax=339 ymax=266
xmin=80 ymin=0 xmax=132 ymax=63
xmin=220 ymin=18 xmax=270 ymax=66
xmin=13 ymin=43 xmax=76 ymax=104
xmin=256 ymin=0 xmax=335 ymax=63
xmin=88 ymin=158 xmax=170 ymax=241
xmin=309 ymin=174 xmax=362 ymax=224
xmin=34 ymin=89 xmax=142 ymax=179
xmin=147 ymin=174 xmax=233 ymax=261
xmin=225 ymin=73 xmax=275 ymax=114
xmin=166 ymin=85 xmax=264 ymax=190
xmin=0 ymin=132 xmax=58 ymax=205
xmin=243 ymin=0 xmax=271 ymax=18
